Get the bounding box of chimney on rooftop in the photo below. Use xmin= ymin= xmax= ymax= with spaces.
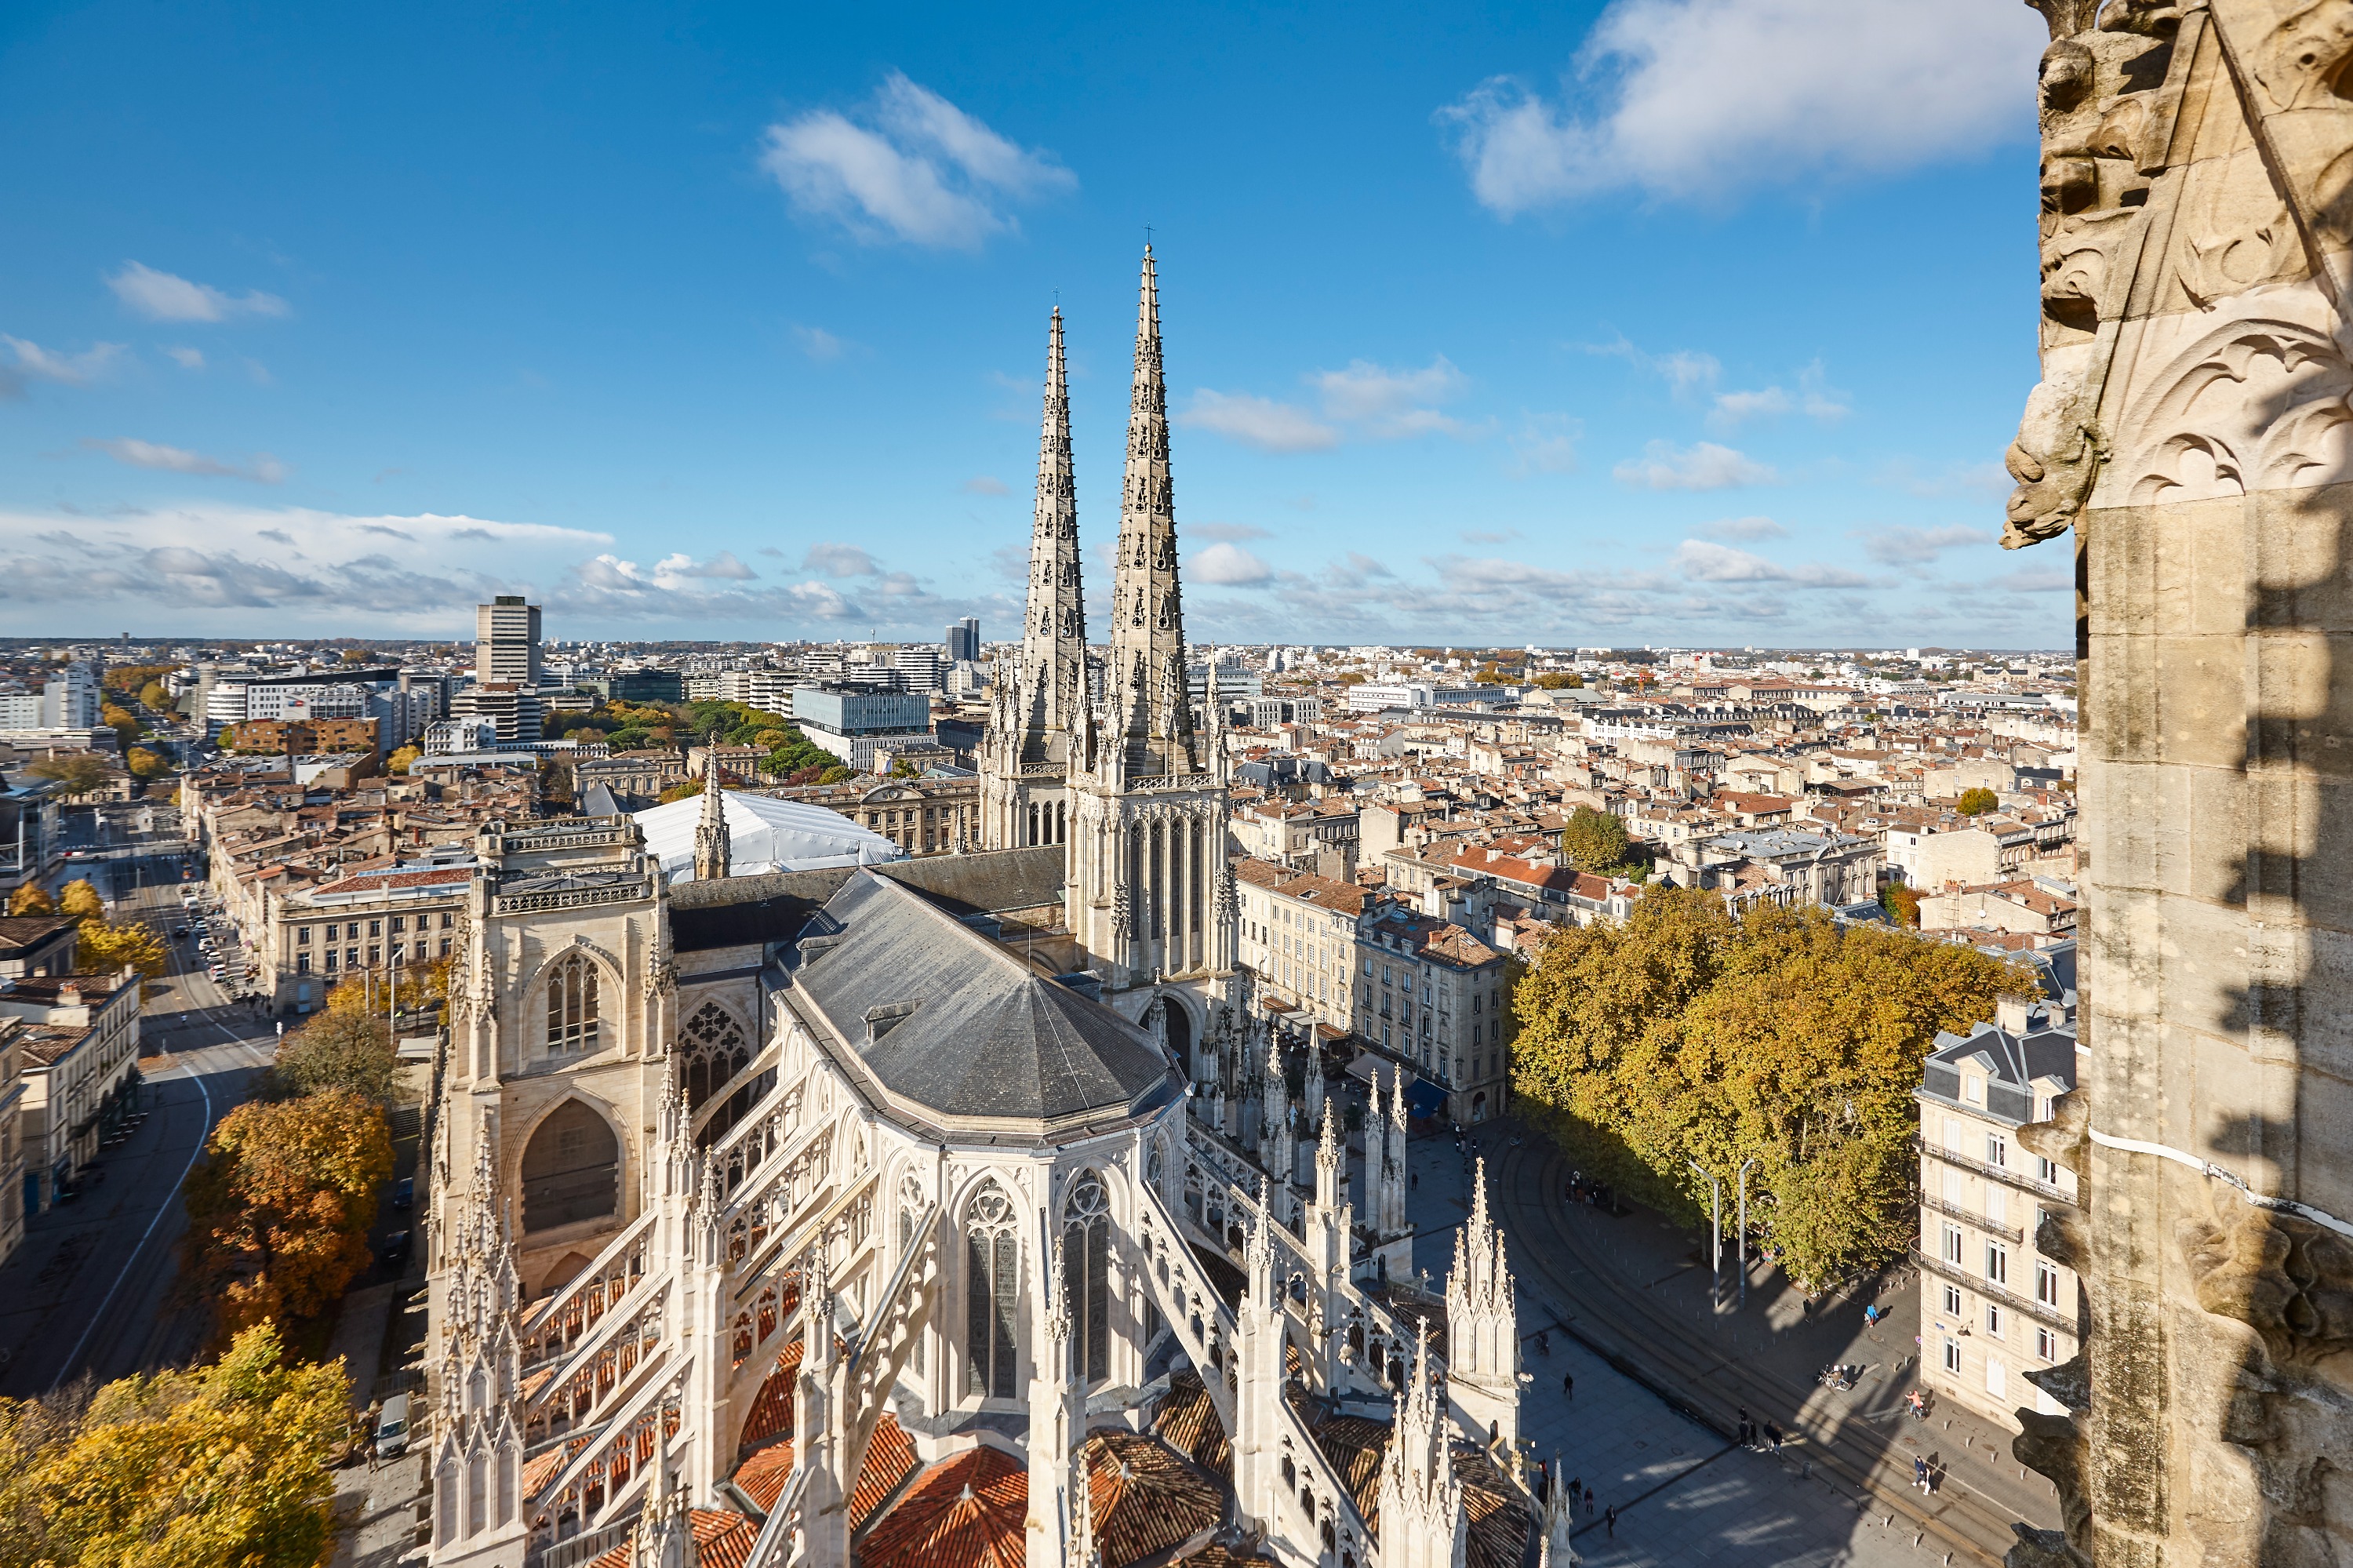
xmin=1995 ymin=992 xmax=2033 ymax=1035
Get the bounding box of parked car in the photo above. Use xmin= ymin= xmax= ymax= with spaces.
xmin=380 ymin=1230 xmax=412 ymax=1268
xmin=391 ymin=1177 xmax=414 ymax=1212
xmin=372 ymin=1393 xmax=412 ymax=1462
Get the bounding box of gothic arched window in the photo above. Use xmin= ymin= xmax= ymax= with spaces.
xmin=520 ymin=1100 xmax=619 ymax=1231
xmin=1063 ymin=1173 xmax=1111 ymax=1384
xmin=899 ymin=1172 xmax=928 ymax=1373
xmin=678 ymin=1002 xmax=748 ymax=1112
xmin=965 ymin=1181 xmax=1020 ymax=1400
xmin=546 ymin=954 xmax=601 ymax=1055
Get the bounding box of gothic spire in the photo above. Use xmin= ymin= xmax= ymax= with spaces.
xmin=1106 ymin=246 xmax=1194 ymax=777
xmin=1016 ymin=305 xmax=1087 ymax=762
xmin=693 ymin=757 xmax=730 ymax=882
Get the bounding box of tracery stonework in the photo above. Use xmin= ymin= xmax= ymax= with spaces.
xmin=2005 ymin=5 xmax=2353 ymax=1566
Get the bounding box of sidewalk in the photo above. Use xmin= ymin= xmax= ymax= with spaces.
xmin=1462 ymin=1120 xmax=2060 ymax=1563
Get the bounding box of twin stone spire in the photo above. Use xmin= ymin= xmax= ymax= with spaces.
xmin=1010 ymin=247 xmax=1202 ymax=783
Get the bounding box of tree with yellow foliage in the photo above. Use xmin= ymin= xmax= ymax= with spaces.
xmin=125 ymin=746 xmax=169 ymax=780
xmin=180 ymin=1089 xmax=393 ymax=1340
xmin=0 ymin=1322 xmax=347 ymax=1568
xmin=56 ymin=879 xmax=103 ymax=921
xmin=385 ymin=744 xmax=419 ymax=775
xmin=1511 ymin=886 xmax=2033 ymax=1287
xmin=5 ymin=884 xmax=53 ymax=917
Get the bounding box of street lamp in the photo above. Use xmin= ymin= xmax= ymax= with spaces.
xmin=1737 ymin=1157 xmax=1759 ymax=1309
xmin=1687 ymin=1159 xmax=1722 ymax=1312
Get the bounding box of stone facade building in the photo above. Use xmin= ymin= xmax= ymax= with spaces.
xmin=2002 ymin=5 xmax=2353 ymax=1563
xmin=420 ymin=256 xmax=1533 ymax=1568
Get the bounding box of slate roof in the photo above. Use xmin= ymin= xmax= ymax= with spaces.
xmin=793 ymin=870 xmax=1179 ymax=1128
xmin=668 ymin=845 xmax=1067 ymax=954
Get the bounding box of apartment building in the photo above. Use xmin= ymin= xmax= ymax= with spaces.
xmin=0 ymin=1017 xmax=24 ymax=1267
xmin=1232 ymin=859 xmax=1365 ymax=1036
xmin=3 ymin=968 xmax=144 ymax=1213
xmin=267 ymin=859 xmax=473 ymax=1013
xmin=1355 ymin=897 xmax=1513 ymax=1124
xmin=1913 ymin=985 xmax=2081 ymax=1430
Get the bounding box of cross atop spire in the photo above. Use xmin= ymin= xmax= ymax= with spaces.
xmin=1104 ymin=246 xmax=1194 ymax=778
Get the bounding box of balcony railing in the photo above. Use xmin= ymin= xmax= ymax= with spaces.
xmin=1909 ymin=1247 xmax=2076 ymax=1333
xmin=1922 ymin=1194 xmax=2024 ymax=1244
xmin=1916 ymin=1137 xmax=2075 ymax=1205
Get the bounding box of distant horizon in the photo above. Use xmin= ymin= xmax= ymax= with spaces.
xmin=0 ymin=635 xmax=2074 ymax=657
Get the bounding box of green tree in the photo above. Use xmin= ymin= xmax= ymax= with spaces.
xmin=1533 ymin=671 xmax=1584 ymax=689
xmin=659 ymin=777 xmax=704 ymax=803
xmin=1956 ymin=787 xmax=1999 ymax=816
xmin=888 ymin=757 xmax=918 ymax=779
xmin=136 ymin=680 xmax=171 ymax=713
xmin=1511 ymin=889 xmax=2031 ymax=1287
xmin=79 ymin=918 xmax=169 ymax=978
xmin=817 ymin=765 xmax=852 ymax=785
xmin=57 ymin=879 xmax=104 ymax=921
xmin=27 ymin=754 xmax=111 ymax=799
xmin=1559 ymin=806 xmax=1633 ymax=875
xmin=270 ymin=1007 xmax=396 ymax=1105
xmin=0 ymin=1322 xmax=347 ymax=1568
xmin=181 ymin=1090 xmax=393 ymax=1341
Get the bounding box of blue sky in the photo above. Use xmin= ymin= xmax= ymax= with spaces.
xmin=0 ymin=0 xmax=2068 ymax=647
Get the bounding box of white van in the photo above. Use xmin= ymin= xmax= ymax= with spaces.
xmin=373 ymin=1392 xmax=412 ymax=1461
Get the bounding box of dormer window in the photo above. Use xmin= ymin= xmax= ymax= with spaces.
xmin=1963 ymin=1075 xmax=1984 ymax=1105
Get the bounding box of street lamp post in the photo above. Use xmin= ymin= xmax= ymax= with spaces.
xmin=1687 ymin=1159 xmax=1722 ymax=1312
xmin=1737 ymin=1156 xmax=1759 ymax=1309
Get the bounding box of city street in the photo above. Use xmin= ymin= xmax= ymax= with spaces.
xmin=0 ymin=812 xmax=280 ymax=1397
xmin=1402 ymin=1124 xmax=2021 ymax=1568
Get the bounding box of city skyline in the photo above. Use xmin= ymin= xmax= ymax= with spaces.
xmin=0 ymin=1 xmax=2060 ymax=646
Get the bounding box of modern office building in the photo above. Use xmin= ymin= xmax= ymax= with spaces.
xmin=945 ymin=616 xmax=980 ymax=663
xmin=791 ymin=683 xmax=930 ymax=772
xmin=476 ymin=596 xmax=543 ymax=687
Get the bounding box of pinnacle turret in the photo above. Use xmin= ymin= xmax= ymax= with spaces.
xmin=693 ymin=755 xmax=730 ymax=882
xmin=1105 ymin=247 xmax=1194 ymax=778
xmin=1015 ymin=306 xmax=1088 ymax=762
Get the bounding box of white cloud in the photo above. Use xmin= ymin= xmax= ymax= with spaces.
xmin=5 ymin=335 xmax=127 ymax=386
xmin=1177 ymin=391 xmax=1340 ymax=453
xmin=163 ymin=345 xmax=205 ymax=369
xmin=1613 ymin=439 xmax=1776 ymax=490
xmin=1854 ymin=523 xmax=1992 ymax=565
xmin=82 ymin=437 xmax=286 ymax=483
xmin=1310 ymin=356 xmax=1469 ymax=438
xmin=1671 ymin=539 xmax=1869 ymax=587
xmin=653 ymin=550 xmax=757 ymax=580
xmin=759 ymin=72 xmax=1075 ymax=249
xmin=794 ymin=325 xmax=846 ymax=361
xmin=1709 ymin=362 xmax=1849 ymax=429
xmin=1509 ymin=413 xmax=1580 ymax=475
xmin=1438 ymin=0 xmax=2042 ymax=211
xmin=1190 ymin=541 xmax=1274 ymax=587
xmin=803 ymin=542 xmax=882 ymax=577
xmin=961 ymin=475 xmax=1009 ymax=496
xmin=1582 ymin=337 xmax=1718 ymax=395
xmin=1694 ymin=515 xmax=1787 ymax=542
xmin=1184 ymin=355 xmax=1469 ymax=454
xmin=106 ymin=261 xmax=289 ymax=322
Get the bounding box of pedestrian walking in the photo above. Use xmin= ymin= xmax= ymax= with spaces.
xmin=1605 ymin=1505 xmax=1617 ymax=1537
xmin=1562 ymin=1370 xmax=1574 ymax=1400
xmin=1766 ymin=1421 xmax=1783 ymax=1453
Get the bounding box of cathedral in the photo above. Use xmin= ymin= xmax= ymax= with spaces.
xmin=422 ymin=252 xmax=1550 ymax=1568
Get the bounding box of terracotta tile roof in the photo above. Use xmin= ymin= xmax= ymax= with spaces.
xmin=584 ymin=1509 xmax=758 ymax=1568
xmin=1150 ymin=1371 xmax=1229 ymax=1477
xmin=1170 ymin=1546 xmax=1277 ymax=1566
xmin=736 ymin=1338 xmax=805 ymax=1454
xmin=1457 ymin=1442 xmax=1535 ymax=1568
xmin=1083 ymin=1429 xmax=1224 ymax=1568
xmin=521 ymin=1434 xmax=591 ymax=1498
xmin=849 ymin=1413 xmax=919 ymax=1527
xmin=732 ymin=1438 xmax=794 ymax=1512
xmin=1307 ymin=1414 xmax=1392 ymax=1526
xmin=858 ymin=1444 xmax=1027 ymax=1568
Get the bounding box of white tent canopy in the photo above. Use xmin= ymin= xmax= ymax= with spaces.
xmin=632 ymin=789 xmax=903 ymax=882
